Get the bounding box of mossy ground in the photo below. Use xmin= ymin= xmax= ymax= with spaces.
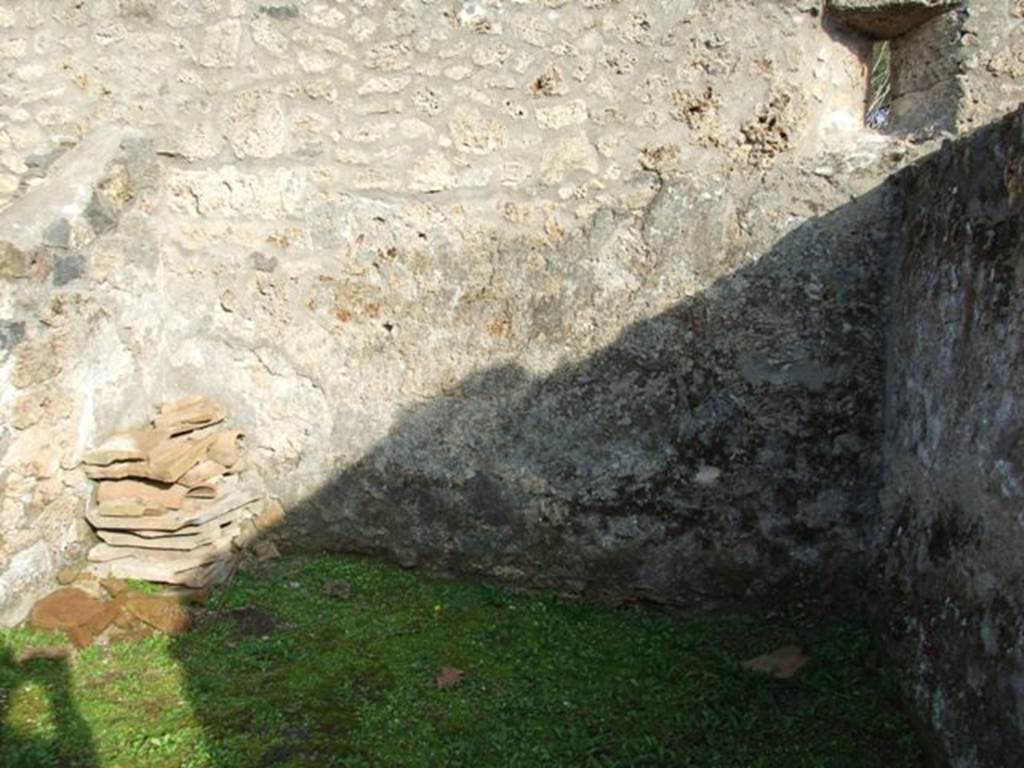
xmin=2 ymin=554 xmax=923 ymax=767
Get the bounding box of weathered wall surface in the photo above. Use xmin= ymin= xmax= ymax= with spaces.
xmin=2 ymin=2 xmax=1022 ymax=763
xmin=293 ymin=171 xmax=900 ymax=603
xmin=879 ymin=0 xmax=1024 ymax=137
xmin=1 ymin=0 xmax=902 ymax=621
xmin=889 ymin=9 xmax=963 ymax=134
xmin=875 ymin=107 xmax=1024 ymax=767
xmin=958 ymin=0 xmax=1024 ymax=132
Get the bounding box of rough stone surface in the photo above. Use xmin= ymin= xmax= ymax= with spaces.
xmin=0 ymin=542 xmax=55 ymax=623
xmin=0 ymin=0 xmax=888 ymax=623
xmin=125 ymin=595 xmax=192 ymax=635
xmin=0 ymin=4 xmax=1020 ymax=763
xmin=828 ymin=0 xmax=961 ymax=39
xmin=291 ymin=171 xmax=900 ymax=605
xmin=874 ymin=107 xmax=1024 ymax=768
xmin=888 ymin=10 xmax=962 ymax=134
xmin=957 ymin=0 xmax=1024 ymax=134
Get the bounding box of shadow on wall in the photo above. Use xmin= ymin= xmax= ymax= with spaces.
xmin=0 ymin=157 xmax=907 ymax=767
xmin=0 ymin=158 xmax=901 ymax=768
xmin=159 ymin=171 xmax=906 ymax=766
xmin=0 ymin=644 xmax=98 ymax=768
xmin=277 ymin=175 xmax=900 ymax=610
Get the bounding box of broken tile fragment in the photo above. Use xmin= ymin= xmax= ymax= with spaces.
xmin=153 ymin=395 xmax=227 ymax=435
xmin=29 ymin=587 xmax=107 ymax=631
xmin=180 ymin=459 xmax=228 ymax=487
xmin=82 ymin=433 xmax=213 ymax=483
xmin=208 ymin=429 xmax=244 ymax=467
xmin=144 ymin=433 xmax=218 ymax=483
xmin=82 ymin=429 xmax=170 ymax=466
xmin=28 ymin=587 xmax=122 ymax=647
xmin=96 ymin=479 xmax=186 ymax=510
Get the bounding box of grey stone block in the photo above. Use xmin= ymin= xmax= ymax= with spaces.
xmin=827 ymin=0 xmax=960 ymax=38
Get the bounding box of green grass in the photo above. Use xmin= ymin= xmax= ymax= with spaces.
xmin=868 ymin=40 xmax=892 ymax=122
xmin=124 ymin=578 xmax=163 ymax=596
xmin=1 ymin=554 xmax=923 ymax=767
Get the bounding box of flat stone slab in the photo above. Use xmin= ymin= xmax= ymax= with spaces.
xmin=741 ymin=645 xmax=811 ymax=679
xmin=827 ymin=1 xmax=960 ymax=39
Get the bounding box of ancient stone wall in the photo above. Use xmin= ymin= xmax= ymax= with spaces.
xmin=854 ymin=0 xmax=1024 ymax=138
xmin=875 ymin=106 xmax=1024 ymax=768
xmin=958 ymin=0 xmax=1024 ymax=132
xmin=2 ymin=0 xmax=900 ymax=622
xmin=0 ymin=0 xmax=1017 ymax=649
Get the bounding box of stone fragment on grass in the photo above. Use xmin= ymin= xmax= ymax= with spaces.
xmin=251 ymin=539 xmax=281 ymax=562
xmin=28 ymin=587 xmax=122 ymax=647
xmin=324 ymin=579 xmax=352 ymax=599
xmin=125 ymin=595 xmax=192 ymax=635
xmin=29 ymin=587 xmax=108 ymax=631
xmin=741 ymin=645 xmax=810 ymax=679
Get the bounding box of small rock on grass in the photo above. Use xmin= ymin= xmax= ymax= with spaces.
xmin=741 ymin=645 xmax=810 ymax=679
xmin=436 ymin=667 xmax=466 ymax=690
xmin=125 ymin=596 xmax=192 ymax=635
xmin=251 ymin=539 xmax=280 ymax=562
xmin=29 ymin=587 xmax=121 ymax=648
xmin=15 ymin=646 xmax=71 ymax=664
xmin=323 ymin=578 xmax=353 ymax=600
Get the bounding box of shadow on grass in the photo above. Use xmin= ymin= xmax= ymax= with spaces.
xmin=166 ymin=554 xmax=926 ymax=767
xmin=0 ymin=644 xmax=98 ymax=768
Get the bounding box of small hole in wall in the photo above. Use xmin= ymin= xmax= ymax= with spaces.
xmin=866 ymin=40 xmax=892 ymax=129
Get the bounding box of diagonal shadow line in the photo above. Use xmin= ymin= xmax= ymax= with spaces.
xmin=165 ymin=164 xmax=909 ymax=765
xmin=280 ymin=178 xmax=899 ymax=610
xmin=164 ymin=100 xmax=1024 ymax=762
xmin=166 ymin=109 xmax=1024 ymax=767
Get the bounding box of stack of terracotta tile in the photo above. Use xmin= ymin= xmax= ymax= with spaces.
xmin=82 ymin=395 xmax=281 ymax=588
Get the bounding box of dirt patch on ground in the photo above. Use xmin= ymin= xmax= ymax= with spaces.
xmin=224 ymin=606 xmax=281 ymax=637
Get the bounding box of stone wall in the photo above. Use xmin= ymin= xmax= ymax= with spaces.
xmin=292 ymin=170 xmax=901 ymax=603
xmin=0 ymin=0 xmax=1016 ymax=662
xmin=874 ymin=107 xmax=1024 ymax=768
xmin=858 ymin=0 xmax=1024 ymax=137
xmin=1 ymin=0 xmax=901 ymax=622
xmin=958 ymin=0 xmax=1024 ymax=132
xmin=2 ymin=1 xmax=1023 ymax=763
